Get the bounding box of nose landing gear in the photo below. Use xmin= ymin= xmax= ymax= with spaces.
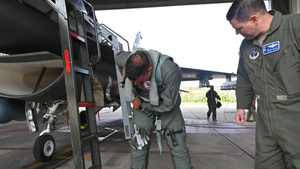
xmin=33 ymin=134 xmax=56 ymax=162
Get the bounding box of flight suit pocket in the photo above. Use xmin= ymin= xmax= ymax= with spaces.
xmin=274 ymin=95 xmax=300 ymax=113
xmin=273 ymin=44 xmax=300 ymax=96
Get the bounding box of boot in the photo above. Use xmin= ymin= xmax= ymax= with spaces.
xmin=253 ymin=115 xmax=256 ymax=122
xmin=246 ymin=118 xmax=253 ymax=122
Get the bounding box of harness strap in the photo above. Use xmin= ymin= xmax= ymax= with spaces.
xmin=156 ymin=131 xmax=165 ymax=159
xmin=155 ymin=116 xmax=165 ymax=159
xmin=167 ymin=129 xmax=183 ymax=147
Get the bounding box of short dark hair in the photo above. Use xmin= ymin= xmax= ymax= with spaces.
xmin=125 ymin=51 xmax=151 ymax=81
xmin=226 ymin=0 xmax=267 ymax=22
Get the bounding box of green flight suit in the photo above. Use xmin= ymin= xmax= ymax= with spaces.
xmin=124 ymin=49 xmax=193 ymax=169
xmin=237 ymin=10 xmax=300 ymax=169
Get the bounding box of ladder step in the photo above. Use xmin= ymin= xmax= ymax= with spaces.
xmin=70 ymin=31 xmax=86 ymax=43
xmin=78 ymin=102 xmax=94 ymax=107
xmin=82 ymin=133 xmax=97 ymax=142
xmin=74 ymin=66 xmax=89 ymax=75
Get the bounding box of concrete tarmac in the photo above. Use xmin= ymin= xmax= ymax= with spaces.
xmin=0 ymin=103 xmax=256 ymax=169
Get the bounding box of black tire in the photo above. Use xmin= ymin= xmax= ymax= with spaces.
xmin=33 ymin=135 xmax=56 ymax=162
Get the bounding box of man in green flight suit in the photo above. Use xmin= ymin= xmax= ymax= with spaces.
xmin=206 ymin=85 xmax=221 ymax=121
xmin=226 ymin=0 xmax=300 ymax=168
xmin=120 ymin=48 xmax=193 ymax=169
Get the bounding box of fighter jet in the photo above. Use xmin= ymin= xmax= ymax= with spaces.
xmin=0 ymin=0 xmax=236 ymax=162
xmin=0 ymin=0 xmax=124 ymax=162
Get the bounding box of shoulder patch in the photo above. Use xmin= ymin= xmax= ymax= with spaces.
xmin=249 ymin=48 xmax=259 ymax=60
xmin=143 ymin=81 xmax=151 ymax=90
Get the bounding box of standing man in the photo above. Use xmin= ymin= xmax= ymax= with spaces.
xmin=206 ymin=85 xmax=221 ymax=121
xmin=226 ymin=0 xmax=300 ymax=168
xmin=120 ymin=49 xmax=193 ymax=169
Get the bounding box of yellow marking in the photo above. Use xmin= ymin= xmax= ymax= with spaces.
xmin=84 ymin=156 xmax=92 ymax=160
xmin=59 ymin=147 xmax=72 ymax=155
xmin=24 ymin=162 xmax=45 ymax=169
xmin=56 ymin=156 xmax=73 ymax=160
xmin=25 ymin=146 xmax=92 ymax=168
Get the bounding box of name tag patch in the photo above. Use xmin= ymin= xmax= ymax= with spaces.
xmin=263 ymin=41 xmax=280 ymax=55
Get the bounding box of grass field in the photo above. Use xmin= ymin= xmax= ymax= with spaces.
xmin=180 ymin=86 xmax=236 ymax=103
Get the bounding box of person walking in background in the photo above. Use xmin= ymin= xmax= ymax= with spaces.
xmin=226 ymin=0 xmax=300 ymax=168
xmin=206 ymin=85 xmax=221 ymax=121
xmin=117 ymin=48 xmax=193 ymax=169
xmin=246 ymin=96 xmax=256 ymax=122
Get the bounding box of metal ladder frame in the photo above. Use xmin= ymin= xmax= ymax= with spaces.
xmin=45 ymin=0 xmax=135 ymax=168
xmin=46 ymin=0 xmax=101 ymax=168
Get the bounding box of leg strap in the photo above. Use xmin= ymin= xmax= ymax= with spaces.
xmin=167 ymin=129 xmax=183 ymax=147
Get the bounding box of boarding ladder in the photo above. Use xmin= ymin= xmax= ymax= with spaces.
xmin=46 ymin=0 xmax=101 ymax=168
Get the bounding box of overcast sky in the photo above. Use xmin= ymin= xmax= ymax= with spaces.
xmin=95 ymin=3 xmax=245 ymax=86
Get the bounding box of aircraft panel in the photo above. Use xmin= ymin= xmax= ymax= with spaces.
xmin=0 ymin=1 xmax=61 ymax=55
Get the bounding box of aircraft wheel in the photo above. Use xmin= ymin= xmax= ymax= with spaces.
xmin=33 ymin=135 xmax=56 ymax=162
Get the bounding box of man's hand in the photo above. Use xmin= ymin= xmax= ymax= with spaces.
xmin=235 ymin=109 xmax=245 ymax=124
xmin=132 ymin=97 xmax=142 ymax=109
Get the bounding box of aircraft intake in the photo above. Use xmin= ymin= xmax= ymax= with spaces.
xmin=0 ymin=52 xmax=66 ymax=102
xmin=0 ymin=97 xmax=25 ymax=123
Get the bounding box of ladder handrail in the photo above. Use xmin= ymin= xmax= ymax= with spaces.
xmin=45 ymin=0 xmax=68 ymax=19
xmin=83 ymin=0 xmax=102 ymax=66
xmin=99 ymin=23 xmax=131 ymax=52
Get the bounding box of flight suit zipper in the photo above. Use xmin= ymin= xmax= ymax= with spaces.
xmin=272 ymin=44 xmax=292 ymax=73
xmin=261 ymin=48 xmax=275 ymax=138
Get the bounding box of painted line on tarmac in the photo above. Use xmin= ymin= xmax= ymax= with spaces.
xmin=0 ymin=124 xmax=28 ymax=132
xmin=0 ymin=147 xmax=31 ymax=150
xmin=24 ymin=162 xmax=46 ymax=169
xmin=25 ymin=147 xmax=73 ymax=169
xmin=98 ymin=149 xmax=253 ymax=156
